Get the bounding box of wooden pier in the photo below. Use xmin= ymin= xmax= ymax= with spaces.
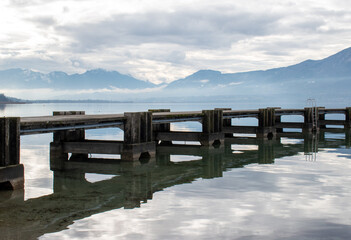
xmin=1 ymin=107 xmax=351 ymax=190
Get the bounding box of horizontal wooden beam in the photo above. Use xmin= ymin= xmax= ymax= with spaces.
xmin=223 ymin=126 xmax=257 ymax=134
xmin=63 ymin=140 xmax=124 ymax=154
xmin=319 ymin=120 xmax=346 ymax=126
xmin=156 ymin=131 xmax=202 ymax=142
xmin=275 ymin=122 xmax=304 ymax=128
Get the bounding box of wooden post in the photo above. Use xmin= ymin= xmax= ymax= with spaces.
xmin=215 ymin=108 xmax=232 ymax=138
xmin=202 ymin=109 xmax=223 ymax=133
xmin=149 ymin=109 xmax=171 ymax=145
xmin=318 ymin=107 xmax=326 ymax=129
xmin=273 ymin=107 xmax=282 ymax=133
xmin=50 ymin=111 xmax=86 ymax=171
xmin=53 ymin=111 xmax=86 ymax=142
xmin=257 ymin=108 xmax=276 ymax=139
xmin=0 ymin=117 xmax=23 ymax=190
xmin=345 ymin=129 xmax=351 ymax=149
xmin=200 ymin=109 xmax=224 ymax=146
xmin=0 ymin=117 xmax=20 ymax=166
xmin=122 ymin=112 xmax=155 ymax=161
xmin=345 ymin=107 xmax=351 ymax=129
xmin=275 ymin=115 xmax=282 ymax=133
xmin=304 ymin=107 xmax=319 ymax=132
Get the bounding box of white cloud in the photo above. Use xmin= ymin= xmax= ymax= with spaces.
xmin=0 ymin=0 xmax=351 ymax=84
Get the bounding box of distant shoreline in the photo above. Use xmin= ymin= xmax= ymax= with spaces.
xmin=0 ymin=102 xmax=26 ymax=104
xmin=26 ymin=100 xmax=133 ymax=103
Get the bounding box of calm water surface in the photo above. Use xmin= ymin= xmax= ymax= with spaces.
xmin=1 ymin=103 xmax=351 ymax=240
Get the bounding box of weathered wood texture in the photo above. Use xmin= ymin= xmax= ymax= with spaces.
xmin=149 ymin=109 xmax=171 ymax=143
xmin=53 ymin=111 xmax=86 ymax=142
xmin=0 ymin=117 xmax=20 ymax=166
xmin=124 ymin=112 xmax=153 ymax=144
xmin=202 ymin=109 xmax=223 ymax=133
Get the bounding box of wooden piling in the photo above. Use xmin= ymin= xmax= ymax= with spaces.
xmin=215 ymin=108 xmax=232 ymax=138
xmin=318 ymin=107 xmax=326 ymax=129
xmin=50 ymin=111 xmax=86 ymax=171
xmin=0 ymin=117 xmax=23 ymax=190
xmin=200 ymin=109 xmax=224 ymax=146
xmin=257 ymin=108 xmax=276 ymax=139
xmin=345 ymin=107 xmax=351 ymax=129
xmin=53 ymin=111 xmax=86 ymax=142
xmin=122 ymin=112 xmax=156 ymax=161
xmin=149 ymin=109 xmax=171 ymax=145
xmin=304 ymin=107 xmax=318 ymax=132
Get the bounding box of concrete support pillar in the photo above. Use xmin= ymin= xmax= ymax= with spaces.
xmin=0 ymin=117 xmax=23 ymax=190
xmin=149 ymin=109 xmax=171 ymax=145
xmin=257 ymin=108 xmax=276 ymax=139
xmin=122 ymin=112 xmax=156 ymax=161
xmin=304 ymin=107 xmax=319 ymax=132
xmin=200 ymin=109 xmax=224 ymax=146
xmin=345 ymin=107 xmax=351 ymax=129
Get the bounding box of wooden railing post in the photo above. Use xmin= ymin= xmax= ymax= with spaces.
xmin=0 ymin=117 xmax=23 ymax=190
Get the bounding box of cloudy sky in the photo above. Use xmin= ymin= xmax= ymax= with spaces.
xmin=0 ymin=0 xmax=351 ymax=84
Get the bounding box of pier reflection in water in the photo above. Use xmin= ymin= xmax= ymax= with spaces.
xmin=1 ymin=129 xmax=351 ymax=239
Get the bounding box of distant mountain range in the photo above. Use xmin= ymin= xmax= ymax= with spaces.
xmin=168 ymin=46 xmax=351 ymax=87
xmin=0 ymin=68 xmax=155 ymax=89
xmin=0 ymin=47 xmax=351 ymax=105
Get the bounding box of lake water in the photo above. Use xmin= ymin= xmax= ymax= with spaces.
xmin=1 ymin=103 xmax=351 ymax=240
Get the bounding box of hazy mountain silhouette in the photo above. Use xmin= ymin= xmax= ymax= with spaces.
xmin=0 ymin=47 xmax=350 ymax=105
xmin=0 ymin=68 xmax=155 ymax=89
xmin=166 ymin=47 xmax=351 ymax=89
